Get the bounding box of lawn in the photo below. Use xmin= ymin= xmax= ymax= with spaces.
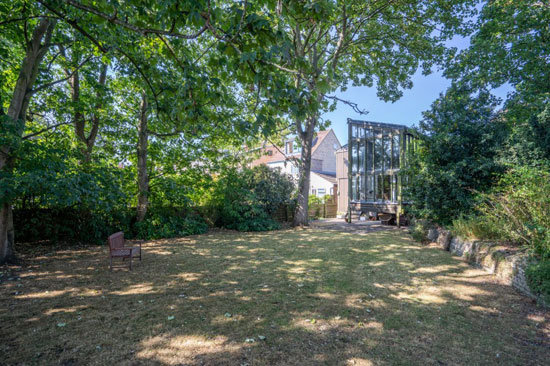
xmin=1 ymin=227 xmax=549 ymax=366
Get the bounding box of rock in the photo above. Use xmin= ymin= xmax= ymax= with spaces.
xmin=427 ymin=228 xmax=439 ymax=242
xmin=437 ymin=229 xmax=452 ymax=250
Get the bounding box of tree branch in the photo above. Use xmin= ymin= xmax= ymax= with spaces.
xmin=0 ymin=15 xmax=58 ymax=27
xmin=30 ymin=54 xmax=94 ymax=95
xmin=22 ymin=121 xmax=72 ymax=140
xmin=324 ymin=95 xmax=369 ymax=115
xmin=62 ymin=0 xmax=209 ymax=39
xmin=38 ymin=0 xmax=108 ymax=53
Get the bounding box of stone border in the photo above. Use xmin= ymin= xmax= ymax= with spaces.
xmin=428 ymin=227 xmax=547 ymax=307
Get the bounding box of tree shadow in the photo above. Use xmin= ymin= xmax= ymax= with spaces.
xmin=1 ymin=228 xmax=549 ymax=365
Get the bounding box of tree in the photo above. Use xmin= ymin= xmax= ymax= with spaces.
xmin=0 ymin=0 xmax=256 ymax=261
xmin=446 ymin=0 xmax=550 ymax=166
xmin=447 ymin=0 xmax=550 ymax=108
xmin=1 ymin=14 xmax=57 ymax=263
xmin=136 ymin=92 xmax=149 ymax=222
xmin=405 ymin=85 xmax=503 ymax=224
xmin=225 ymin=0 xmax=477 ymax=225
xmin=58 ymin=41 xmax=109 ymax=163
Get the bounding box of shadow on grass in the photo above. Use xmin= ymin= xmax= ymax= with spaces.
xmin=1 ymin=228 xmax=549 ymax=366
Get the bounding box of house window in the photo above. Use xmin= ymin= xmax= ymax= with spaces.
xmin=330 ymin=187 xmax=334 ymax=195
xmin=311 ymin=188 xmax=317 ymax=196
xmin=267 ymin=150 xmax=273 ymax=156
xmin=285 ymin=141 xmax=293 ymax=154
xmin=318 ymin=188 xmax=326 ymax=196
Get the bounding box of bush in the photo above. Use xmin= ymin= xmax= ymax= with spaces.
xmin=404 ymin=85 xmax=503 ymax=225
xmin=477 ymin=166 xmax=550 ymax=259
xmin=14 ymin=208 xmax=133 ymax=244
xmin=14 ymin=206 xmax=208 ymax=243
xmin=450 ymin=215 xmax=500 ymax=240
xmin=308 ymin=195 xmax=323 ymax=205
xmin=207 ymin=165 xmax=294 ymax=231
xmin=525 ymin=260 xmax=550 ymax=304
xmin=133 ymin=208 xmax=208 ymax=240
xmin=409 ymin=219 xmax=432 ymax=243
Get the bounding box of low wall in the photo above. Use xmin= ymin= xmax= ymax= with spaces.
xmin=428 ymin=228 xmax=546 ymax=307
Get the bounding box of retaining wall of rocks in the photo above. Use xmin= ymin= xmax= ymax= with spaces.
xmin=428 ymin=227 xmax=546 ymax=306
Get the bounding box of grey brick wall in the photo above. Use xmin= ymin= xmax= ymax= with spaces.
xmin=312 ymin=130 xmax=341 ymax=173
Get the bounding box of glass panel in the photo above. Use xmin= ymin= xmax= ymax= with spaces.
xmin=383 ymin=133 xmax=391 ymax=172
xmin=352 ymin=143 xmax=358 ymax=174
xmin=366 ymin=173 xmax=374 ymax=201
xmin=376 ymin=174 xmax=383 ymax=202
xmin=351 ymin=176 xmax=356 ymax=201
xmin=359 ymin=143 xmax=365 ymax=174
xmin=383 ymin=174 xmax=391 ymax=201
xmin=392 ymin=134 xmax=400 ymax=169
xmin=366 ymin=139 xmax=373 ymax=172
xmin=374 ymin=131 xmax=383 ymax=171
xmin=355 ymin=175 xmax=361 ymax=200
xmin=392 ymin=174 xmax=398 ymax=202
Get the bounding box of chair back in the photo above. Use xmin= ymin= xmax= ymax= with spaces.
xmin=108 ymin=232 xmax=125 ymax=252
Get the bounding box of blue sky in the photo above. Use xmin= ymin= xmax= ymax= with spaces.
xmin=322 ymin=35 xmax=513 ymax=145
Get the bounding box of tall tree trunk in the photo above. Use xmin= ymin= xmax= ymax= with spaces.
xmin=0 ymin=19 xmax=56 ymax=264
xmin=84 ymin=63 xmax=107 ymax=162
xmin=136 ymin=92 xmax=149 ymax=222
xmin=72 ymin=63 xmax=107 ymax=163
xmin=71 ymin=69 xmax=87 ymax=157
xmin=293 ymin=118 xmax=315 ymax=226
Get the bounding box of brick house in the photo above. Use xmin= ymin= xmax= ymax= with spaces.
xmin=250 ymin=129 xmax=341 ymax=198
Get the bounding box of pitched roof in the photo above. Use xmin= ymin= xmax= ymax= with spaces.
xmin=249 ymin=129 xmax=334 ymax=166
xmin=312 ymin=171 xmax=337 ymax=184
xmin=311 ymin=129 xmax=332 ymax=154
xmin=249 ymin=145 xmax=287 ymax=166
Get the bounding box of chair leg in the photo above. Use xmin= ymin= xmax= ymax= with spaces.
xmin=129 ymin=256 xmax=132 ymax=270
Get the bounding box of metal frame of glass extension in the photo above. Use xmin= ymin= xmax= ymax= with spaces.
xmin=347 ymin=119 xmax=416 ymax=224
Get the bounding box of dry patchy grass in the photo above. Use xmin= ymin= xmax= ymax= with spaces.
xmin=1 ymin=227 xmax=549 ymax=365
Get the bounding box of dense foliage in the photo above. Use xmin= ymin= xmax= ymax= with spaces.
xmin=405 ymin=85 xmax=503 ymax=225
xmin=207 ymin=165 xmax=294 ymax=232
xmin=477 ymin=167 xmax=550 ymax=259
xmin=404 ymin=1 xmax=550 ymax=301
xmin=525 ymin=260 xmax=550 ymax=304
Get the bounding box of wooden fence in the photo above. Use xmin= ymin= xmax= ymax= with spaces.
xmin=272 ymin=199 xmax=337 ymax=222
xmin=308 ymin=202 xmax=337 ymax=219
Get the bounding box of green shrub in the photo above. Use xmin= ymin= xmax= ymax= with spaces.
xmin=206 ymin=166 xmax=294 ymax=232
xmin=308 ymin=195 xmax=323 ymax=205
xmin=133 ymin=208 xmax=208 ymax=240
xmin=409 ymin=219 xmax=432 ymax=243
xmin=451 ymin=215 xmax=501 ymax=240
xmin=525 ymin=260 xmax=550 ymax=304
xmin=404 ymin=85 xmax=503 ymax=225
xmin=14 ymin=206 xmax=208 ymax=243
xmin=477 ymin=166 xmax=550 ymax=258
